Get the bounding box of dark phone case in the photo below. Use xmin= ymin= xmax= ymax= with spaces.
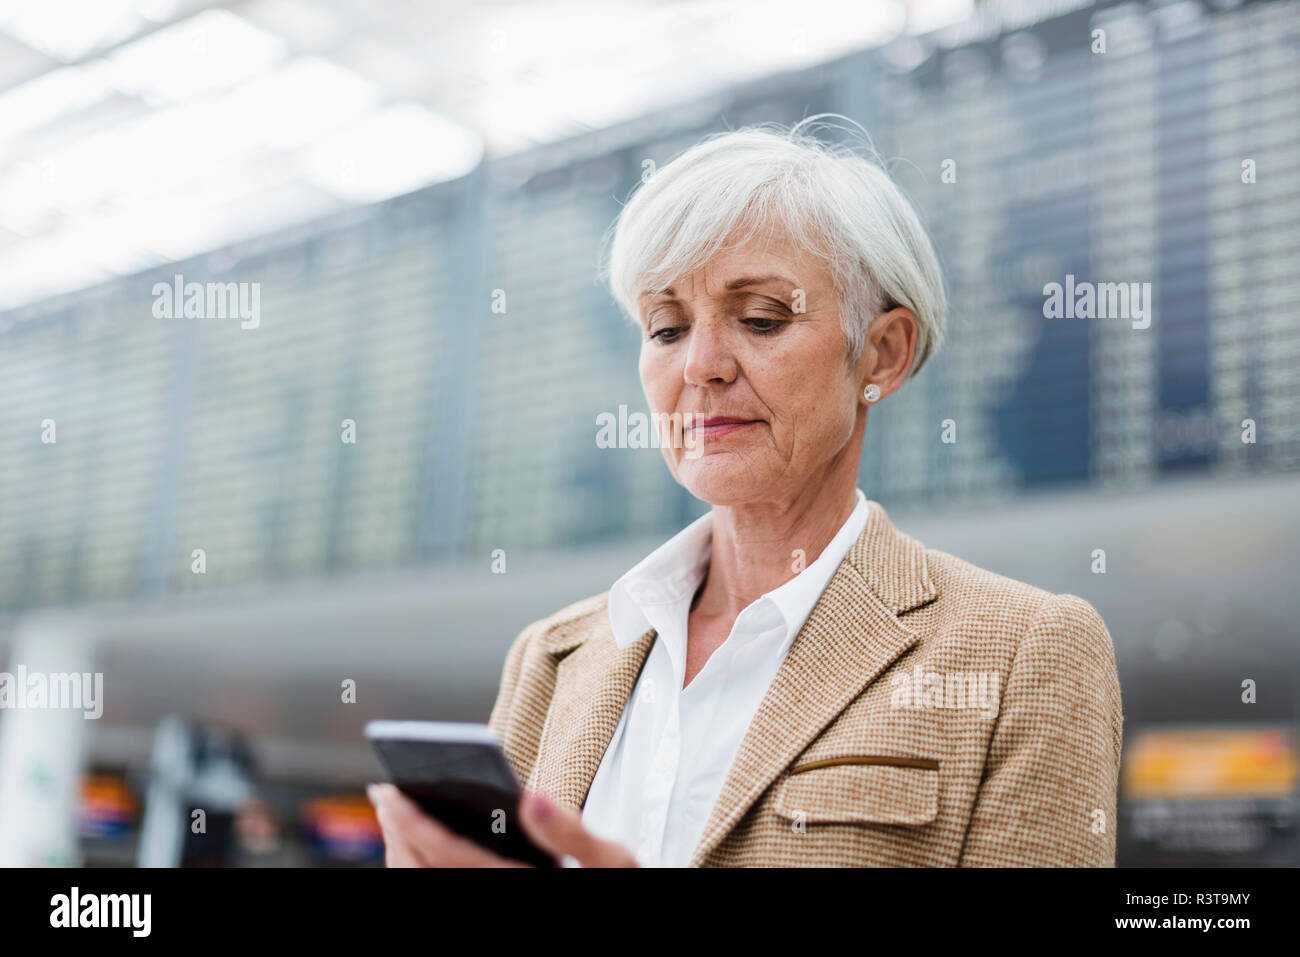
xmin=371 ymin=737 xmax=558 ymax=868
xmin=401 ymin=781 xmax=557 ymax=868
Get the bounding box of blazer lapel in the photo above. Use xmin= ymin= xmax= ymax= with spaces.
xmin=688 ymin=501 xmax=937 ymax=866
xmin=528 ymin=619 xmax=656 ymax=809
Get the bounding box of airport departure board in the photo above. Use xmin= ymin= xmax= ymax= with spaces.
xmin=0 ymin=0 xmax=1295 ymax=610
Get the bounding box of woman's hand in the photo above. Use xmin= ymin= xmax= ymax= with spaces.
xmin=367 ymin=782 xmax=638 ymax=868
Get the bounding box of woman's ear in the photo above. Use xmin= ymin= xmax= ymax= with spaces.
xmin=858 ymin=306 xmax=918 ymax=402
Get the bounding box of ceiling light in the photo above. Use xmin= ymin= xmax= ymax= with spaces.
xmin=301 ymin=104 xmax=483 ymax=203
xmin=0 ymin=0 xmax=144 ymax=61
xmin=107 ymin=8 xmax=286 ymax=104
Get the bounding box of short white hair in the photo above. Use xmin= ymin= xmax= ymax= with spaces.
xmin=603 ymin=115 xmax=947 ymax=377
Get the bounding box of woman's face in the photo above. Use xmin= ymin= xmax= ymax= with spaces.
xmin=636 ymin=229 xmax=868 ymax=507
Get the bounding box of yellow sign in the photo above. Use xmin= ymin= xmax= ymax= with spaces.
xmin=1123 ymin=726 xmax=1299 ymax=800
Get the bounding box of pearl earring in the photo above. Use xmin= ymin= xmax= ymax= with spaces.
xmin=863 ymin=383 xmax=881 ymax=403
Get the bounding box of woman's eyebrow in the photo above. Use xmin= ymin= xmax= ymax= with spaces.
xmin=723 ymin=274 xmax=798 ymax=292
xmin=641 ymin=274 xmax=798 ymax=301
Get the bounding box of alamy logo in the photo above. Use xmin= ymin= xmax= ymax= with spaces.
xmin=50 ymin=887 xmax=150 ymax=937
xmin=888 ymin=667 xmax=1000 ymax=719
xmin=595 ymin=405 xmax=704 ymax=459
xmin=1042 ymin=273 xmax=1152 ymax=329
xmin=152 ymin=273 xmax=260 ymax=329
xmin=0 ymin=666 xmax=103 ymax=719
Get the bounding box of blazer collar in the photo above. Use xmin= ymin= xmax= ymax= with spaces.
xmin=529 ymin=500 xmax=938 ymax=862
xmin=847 ymin=499 xmax=938 ymax=615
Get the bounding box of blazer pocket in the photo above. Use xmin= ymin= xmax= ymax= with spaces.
xmin=773 ymin=757 xmax=940 ymax=826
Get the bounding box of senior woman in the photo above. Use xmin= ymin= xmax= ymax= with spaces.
xmin=369 ymin=119 xmax=1123 ymax=868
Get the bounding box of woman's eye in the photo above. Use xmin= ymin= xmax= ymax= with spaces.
xmin=649 ymin=326 xmax=685 ymax=343
xmin=744 ymin=316 xmax=787 ymax=335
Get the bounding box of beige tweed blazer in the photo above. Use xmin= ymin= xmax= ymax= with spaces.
xmin=488 ymin=500 xmax=1123 ymax=867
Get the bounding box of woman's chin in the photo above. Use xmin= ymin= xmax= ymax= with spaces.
xmin=675 ymin=458 xmax=774 ymax=506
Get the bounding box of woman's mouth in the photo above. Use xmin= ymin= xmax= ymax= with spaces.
xmin=686 ymin=415 xmax=760 ymax=439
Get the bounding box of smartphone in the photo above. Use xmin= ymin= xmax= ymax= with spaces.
xmin=365 ymin=720 xmax=557 ymax=867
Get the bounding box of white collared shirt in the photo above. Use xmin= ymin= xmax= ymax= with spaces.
xmin=577 ymin=488 xmax=870 ymax=867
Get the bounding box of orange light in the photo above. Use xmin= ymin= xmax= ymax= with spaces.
xmin=1123 ymin=726 xmax=1300 ymax=800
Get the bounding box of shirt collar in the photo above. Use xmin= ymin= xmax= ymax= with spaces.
xmin=607 ymin=488 xmax=869 ymax=649
xmin=608 ymin=510 xmax=712 ymax=648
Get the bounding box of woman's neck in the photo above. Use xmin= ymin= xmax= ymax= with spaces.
xmin=692 ymin=474 xmax=860 ymax=621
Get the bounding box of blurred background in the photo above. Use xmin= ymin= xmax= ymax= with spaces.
xmin=0 ymin=0 xmax=1297 ymax=867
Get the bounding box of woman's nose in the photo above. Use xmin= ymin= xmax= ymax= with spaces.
xmin=681 ymin=322 xmax=738 ymax=386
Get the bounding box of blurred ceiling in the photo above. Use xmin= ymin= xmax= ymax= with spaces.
xmin=0 ymin=0 xmax=971 ymax=311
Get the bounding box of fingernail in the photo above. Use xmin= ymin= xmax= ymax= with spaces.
xmin=530 ymin=791 xmax=555 ymax=822
xmin=366 ymin=783 xmax=385 ymax=808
